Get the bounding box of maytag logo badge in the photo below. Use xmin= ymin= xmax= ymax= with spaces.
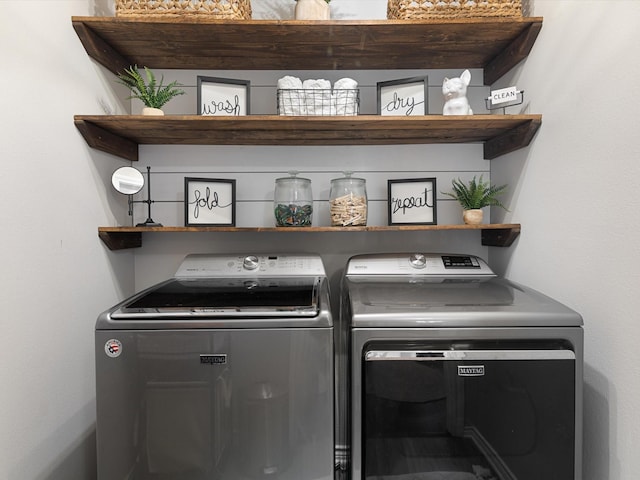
xmin=200 ymin=354 xmax=227 ymax=365
xmin=458 ymin=365 xmax=485 ymax=377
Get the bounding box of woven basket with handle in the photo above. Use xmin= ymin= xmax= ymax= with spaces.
xmin=387 ymin=0 xmax=521 ymax=19
xmin=116 ymin=0 xmax=252 ymax=19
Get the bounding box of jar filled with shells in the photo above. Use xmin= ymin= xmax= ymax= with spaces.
xmin=329 ymin=172 xmax=367 ymax=227
xmin=274 ymin=172 xmax=313 ymax=227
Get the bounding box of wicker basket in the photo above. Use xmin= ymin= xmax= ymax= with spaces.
xmin=387 ymin=0 xmax=521 ymax=19
xmin=116 ymin=0 xmax=252 ymax=19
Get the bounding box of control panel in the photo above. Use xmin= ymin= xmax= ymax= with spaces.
xmin=441 ymin=255 xmax=481 ymax=269
xmin=175 ymin=254 xmax=327 ymax=277
xmin=346 ymin=253 xmax=495 ymax=277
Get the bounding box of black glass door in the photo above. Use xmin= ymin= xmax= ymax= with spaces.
xmin=363 ymin=347 xmax=575 ymax=480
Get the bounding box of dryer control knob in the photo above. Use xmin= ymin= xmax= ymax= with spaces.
xmin=409 ymin=253 xmax=427 ymax=269
xmin=243 ymin=255 xmax=260 ymax=270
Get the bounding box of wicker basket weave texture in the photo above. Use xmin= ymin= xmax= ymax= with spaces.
xmin=116 ymin=0 xmax=252 ymax=18
xmin=387 ymin=0 xmax=521 ymax=19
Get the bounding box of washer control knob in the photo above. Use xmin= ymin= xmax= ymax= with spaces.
xmin=243 ymin=255 xmax=260 ymax=270
xmin=409 ymin=253 xmax=427 ymax=269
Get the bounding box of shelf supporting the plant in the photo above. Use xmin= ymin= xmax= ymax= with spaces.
xmin=98 ymin=225 xmax=521 ymax=250
xmin=481 ymin=226 xmax=521 ymax=247
xmin=74 ymin=115 xmax=542 ymax=161
xmin=75 ymin=119 xmax=139 ymax=161
xmin=72 ymin=20 xmax=132 ymax=75
xmin=484 ymin=117 xmax=541 ymax=160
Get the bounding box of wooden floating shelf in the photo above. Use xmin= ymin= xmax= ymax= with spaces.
xmin=98 ymin=224 xmax=521 ymax=250
xmin=76 ymin=17 xmax=537 ymax=250
xmin=71 ymin=17 xmax=542 ymax=85
xmin=75 ymin=114 xmax=542 ymax=161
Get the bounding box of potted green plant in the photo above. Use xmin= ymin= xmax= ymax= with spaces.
xmin=117 ymin=65 xmax=185 ymax=116
xmin=442 ymin=175 xmax=508 ymax=225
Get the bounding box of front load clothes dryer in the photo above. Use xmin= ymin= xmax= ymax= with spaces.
xmin=95 ymin=254 xmax=334 ymax=480
xmin=341 ymin=253 xmax=583 ymax=480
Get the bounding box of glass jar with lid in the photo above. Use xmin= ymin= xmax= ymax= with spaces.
xmin=329 ymin=172 xmax=367 ymax=226
xmin=274 ymin=172 xmax=313 ymax=227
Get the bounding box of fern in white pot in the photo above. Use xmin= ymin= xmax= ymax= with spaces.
xmin=117 ymin=65 xmax=185 ymax=115
xmin=443 ymin=175 xmax=508 ymax=225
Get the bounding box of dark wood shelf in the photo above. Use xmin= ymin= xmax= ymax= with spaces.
xmin=75 ymin=114 xmax=541 ymax=161
xmin=72 ymin=16 xmax=542 ymax=85
xmin=98 ymin=224 xmax=521 ymax=250
xmin=76 ymin=17 xmax=538 ymax=249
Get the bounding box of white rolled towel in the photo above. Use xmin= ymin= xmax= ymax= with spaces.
xmin=303 ymin=78 xmax=332 ymax=115
xmin=277 ymin=76 xmax=305 ymax=115
xmin=333 ymin=78 xmax=359 ymax=115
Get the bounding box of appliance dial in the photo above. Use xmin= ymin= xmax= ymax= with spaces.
xmin=243 ymin=255 xmax=260 ymax=270
xmin=409 ymin=253 xmax=427 ymax=269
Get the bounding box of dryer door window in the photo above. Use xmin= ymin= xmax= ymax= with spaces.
xmin=362 ymin=347 xmax=575 ymax=480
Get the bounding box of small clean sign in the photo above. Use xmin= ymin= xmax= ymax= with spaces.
xmin=490 ymin=86 xmax=518 ymax=106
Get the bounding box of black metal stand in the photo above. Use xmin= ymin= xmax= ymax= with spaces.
xmin=130 ymin=166 xmax=162 ymax=227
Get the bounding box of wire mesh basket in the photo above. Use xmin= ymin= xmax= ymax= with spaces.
xmin=277 ymin=89 xmax=360 ymax=116
xmin=387 ymin=0 xmax=521 ymax=19
xmin=116 ymin=0 xmax=252 ymax=18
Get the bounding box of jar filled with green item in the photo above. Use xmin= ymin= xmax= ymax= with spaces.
xmin=274 ymin=172 xmax=313 ymax=227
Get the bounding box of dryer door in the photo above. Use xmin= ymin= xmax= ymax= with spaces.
xmin=361 ymin=346 xmax=575 ymax=480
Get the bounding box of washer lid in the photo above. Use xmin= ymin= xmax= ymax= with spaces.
xmin=110 ymin=276 xmax=322 ymax=319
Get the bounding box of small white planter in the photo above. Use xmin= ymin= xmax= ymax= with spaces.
xmin=142 ymin=107 xmax=164 ymax=116
xmin=295 ymin=0 xmax=330 ymax=20
xmin=463 ymin=209 xmax=483 ymax=225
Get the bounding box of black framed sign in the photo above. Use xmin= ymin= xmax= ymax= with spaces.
xmin=197 ymin=76 xmax=250 ymax=116
xmin=388 ymin=177 xmax=437 ymax=225
xmin=184 ymin=177 xmax=236 ymax=226
xmin=377 ymin=76 xmax=428 ymax=116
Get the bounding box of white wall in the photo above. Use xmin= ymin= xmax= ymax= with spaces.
xmin=490 ymin=1 xmax=640 ymax=479
xmin=0 ymin=2 xmax=134 ymax=479
xmin=2 ymin=0 xmax=638 ymax=479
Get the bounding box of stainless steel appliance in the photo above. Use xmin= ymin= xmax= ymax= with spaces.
xmin=95 ymin=254 xmax=334 ymax=480
xmin=341 ymin=253 xmax=583 ymax=480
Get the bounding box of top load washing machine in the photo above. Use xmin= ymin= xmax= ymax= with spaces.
xmin=95 ymin=254 xmax=334 ymax=480
xmin=341 ymin=253 xmax=583 ymax=480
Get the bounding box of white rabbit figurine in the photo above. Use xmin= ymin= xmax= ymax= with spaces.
xmin=442 ymin=69 xmax=473 ymax=116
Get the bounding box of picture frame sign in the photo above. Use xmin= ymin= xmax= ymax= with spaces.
xmin=184 ymin=177 xmax=236 ymax=226
xmin=197 ymin=76 xmax=250 ymax=116
xmin=377 ymin=76 xmax=428 ymax=116
xmin=388 ymin=178 xmax=437 ymax=225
